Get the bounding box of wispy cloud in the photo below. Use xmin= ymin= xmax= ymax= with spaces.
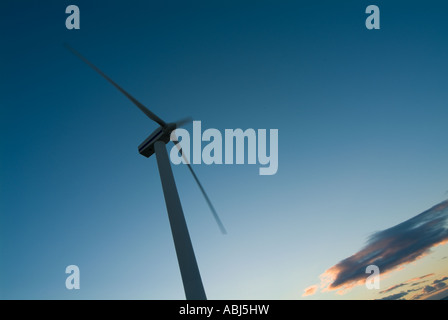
xmin=410 ymin=276 xmax=448 ymax=300
xmin=376 ymin=287 xmax=421 ymax=300
xmin=374 ymin=274 xmax=448 ymax=300
xmin=378 ymin=291 xmax=409 ymax=300
xmin=434 ymin=276 xmax=448 ymax=282
xmin=379 ymin=273 xmax=433 ymax=294
xmin=303 ymin=200 xmax=448 ymax=297
xmin=430 ymin=277 xmax=448 ymax=291
xmin=302 ymin=285 xmax=318 ymax=297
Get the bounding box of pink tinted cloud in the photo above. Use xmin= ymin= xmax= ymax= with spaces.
xmin=302 ymin=285 xmax=318 ymax=297
xmin=303 ymin=200 xmax=448 ymax=296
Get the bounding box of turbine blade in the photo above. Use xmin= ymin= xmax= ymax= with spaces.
xmin=175 ymin=117 xmax=193 ymax=129
xmin=185 ymin=162 xmax=227 ymax=234
xmin=65 ymin=44 xmax=167 ymax=127
xmin=172 ymin=132 xmax=227 ymax=235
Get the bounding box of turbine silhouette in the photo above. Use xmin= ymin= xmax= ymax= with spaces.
xmin=65 ymin=44 xmax=226 ymax=300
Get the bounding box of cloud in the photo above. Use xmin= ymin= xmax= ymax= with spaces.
xmin=423 ymin=285 xmax=436 ymax=293
xmin=379 ymin=283 xmax=407 ymax=294
xmin=403 ymin=275 xmax=448 ymax=300
xmin=408 ymin=276 xmax=448 ymax=300
xmin=303 ymin=199 xmax=448 ymax=296
xmin=433 ymin=276 xmax=448 ymax=284
xmin=406 ymin=273 xmax=434 ymax=283
xmin=434 ymin=282 xmax=447 ymax=290
xmin=375 ymin=274 xmax=437 ymax=300
xmin=376 ymin=287 xmax=420 ymax=300
xmin=379 ymin=273 xmax=434 ymax=294
xmin=432 ymin=277 xmax=448 ymax=290
xmin=377 ymin=291 xmax=408 ymax=300
xmin=302 ymin=285 xmax=318 ymax=297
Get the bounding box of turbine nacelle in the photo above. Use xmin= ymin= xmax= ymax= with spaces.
xmin=138 ymin=120 xmax=189 ymax=158
xmin=138 ymin=123 xmax=175 ymax=158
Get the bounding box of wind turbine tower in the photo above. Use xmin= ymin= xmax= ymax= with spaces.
xmin=66 ymin=45 xmax=226 ymax=300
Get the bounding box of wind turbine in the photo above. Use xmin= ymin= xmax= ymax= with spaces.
xmin=65 ymin=44 xmax=226 ymax=300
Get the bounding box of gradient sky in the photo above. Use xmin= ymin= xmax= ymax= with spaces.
xmin=1 ymin=0 xmax=448 ymax=300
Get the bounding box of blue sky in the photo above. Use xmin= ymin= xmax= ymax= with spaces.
xmin=1 ymin=0 xmax=448 ymax=299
